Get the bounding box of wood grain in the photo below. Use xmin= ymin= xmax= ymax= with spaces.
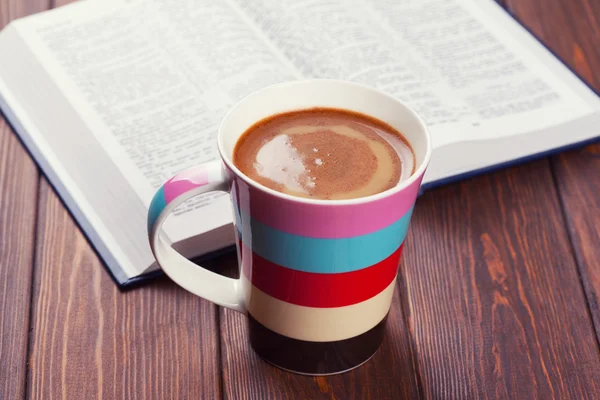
xmin=0 ymin=113 xmax=40 ymax=400
xmin=26 ymin=181 xmax=221 ymax=399
xmin=218 ymin=250 xmax=421 ymax=400
xmin=404 ymin=160 xmax=600 ymax=399
xmin=0 ymin=1 xmax=48 ymax=397
xmin=504 ymin=0 xmax=600 ymax=347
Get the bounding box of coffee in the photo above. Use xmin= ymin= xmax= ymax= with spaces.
xmin=233 ymin=108 xmax=415 ymax=200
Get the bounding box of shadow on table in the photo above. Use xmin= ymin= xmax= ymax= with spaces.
xmin=140 ymin=249 xmax=240 ymax=290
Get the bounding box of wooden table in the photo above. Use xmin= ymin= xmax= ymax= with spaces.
xmin=1 ymin=0 xmax=599 ymax=399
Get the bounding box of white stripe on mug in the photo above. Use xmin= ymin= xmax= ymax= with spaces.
xmin=243 ymin=276 xmax=396 ymax=342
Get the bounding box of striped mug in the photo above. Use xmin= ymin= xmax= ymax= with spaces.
xmin=147 ymin=80 xmax=432 ymax=375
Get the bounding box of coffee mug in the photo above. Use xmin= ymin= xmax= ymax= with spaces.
xmin=147 ymin=80 xmax=432 ymax=375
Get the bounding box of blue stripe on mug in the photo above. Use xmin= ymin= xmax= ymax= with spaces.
xmin=234 ymin=205 xmax=414 ymax=274
xmin=148 ymin=186 xmax=166 ymax=232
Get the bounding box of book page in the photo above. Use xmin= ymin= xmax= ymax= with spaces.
xmin=14 ymin=0 xmax=301 ymax=240
xmin=234 ymin=0 xmax=600 ymax=147
xmin=12 ymin=0 xmax=600 ymax=200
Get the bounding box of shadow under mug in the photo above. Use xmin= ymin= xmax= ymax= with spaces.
xmin=147 ymin=79 xmax=432 ymax=375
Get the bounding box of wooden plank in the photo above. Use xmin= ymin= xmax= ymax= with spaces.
xmin=0 ymin=1 xmax=48 ymax=398
xmin=0 ymin=114 xmax=40 ymax=400
xmin=26 ymin=181 xmax=221 ymax=399
xmin=405 ymin=160 xmax=600 ymax=399
xmin=505 ymin=0 xmax=600 ymax=345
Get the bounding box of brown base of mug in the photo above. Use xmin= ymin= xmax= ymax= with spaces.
xmin=248 ymin=313 xmax=388 ymax=375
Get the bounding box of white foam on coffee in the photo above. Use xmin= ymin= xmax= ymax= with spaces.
xmin=254 ymin=134 xmax=310 ymax=193
xmin=253 ymin=123 xmax=414 ymax=199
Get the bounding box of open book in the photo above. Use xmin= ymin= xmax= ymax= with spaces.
xmin=1 ymin=0 xmax=598 ymax=286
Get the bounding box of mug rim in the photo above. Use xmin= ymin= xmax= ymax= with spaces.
xmin=218 ymin=79 xmax=432 ymax=206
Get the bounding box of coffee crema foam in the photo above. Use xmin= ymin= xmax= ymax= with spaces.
xmin=234 ymin=109 xmax=415 ymax=200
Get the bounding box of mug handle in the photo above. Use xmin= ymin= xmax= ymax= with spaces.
xmin=147 ymin=161 xmax=246 ymax=313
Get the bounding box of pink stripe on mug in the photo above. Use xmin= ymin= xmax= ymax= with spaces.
xmin=233 ymin=171 xmax=424 ymax=239
xmin=163 ymin=165 xmax=210 ymax=204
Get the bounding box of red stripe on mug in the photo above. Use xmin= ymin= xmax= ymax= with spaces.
xmin=240 ymin=242 xmax=403 ymax=308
